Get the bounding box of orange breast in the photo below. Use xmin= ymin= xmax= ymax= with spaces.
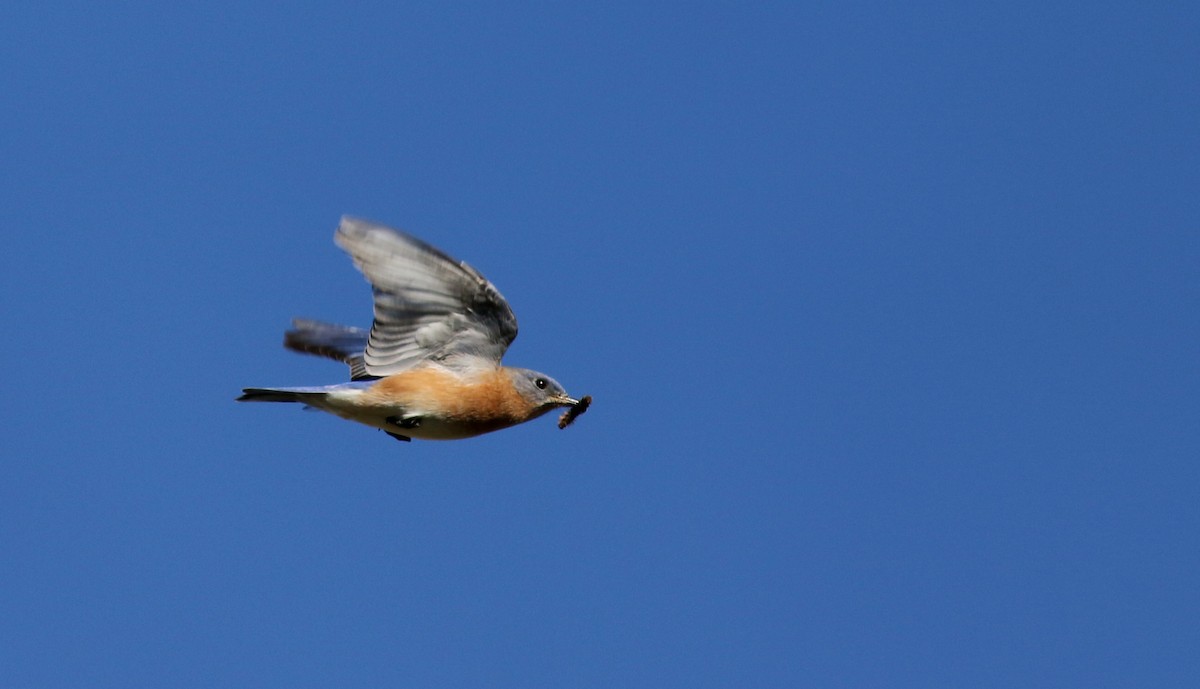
xmin=363 ymin=366 xmax=534 ymax=427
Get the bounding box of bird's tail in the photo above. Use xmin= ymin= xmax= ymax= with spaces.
xmin=236 ymin=386 xmax=332 ymax=403
xmin=237 ymin=380 xmax=374 ymax=405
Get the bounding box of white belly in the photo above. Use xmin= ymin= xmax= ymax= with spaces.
xmin=314 ymin=387 xmax=509 ymax=440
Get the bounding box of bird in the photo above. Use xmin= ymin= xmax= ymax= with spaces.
xmin=238 ymin=216 xmax=586 ymax=442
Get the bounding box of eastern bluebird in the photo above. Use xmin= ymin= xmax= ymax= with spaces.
xmin=238 ymin=217 xmax=588 ymax=442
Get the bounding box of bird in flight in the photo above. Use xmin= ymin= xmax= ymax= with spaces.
xmin=238 ymin=217 xmax=588 ymax=442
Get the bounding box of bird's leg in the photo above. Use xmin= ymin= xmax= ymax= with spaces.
xmin=387 ymin=415 xmax=422 ymax=430
xmin=382 ymin=415 xmax=420 ymax=442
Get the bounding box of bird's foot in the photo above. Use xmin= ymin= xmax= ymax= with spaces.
xmin=386 ymin=415 xmax=422 ymax=430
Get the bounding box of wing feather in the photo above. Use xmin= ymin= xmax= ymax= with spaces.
xmin=334 ymin=217 xmax=518 ymax=376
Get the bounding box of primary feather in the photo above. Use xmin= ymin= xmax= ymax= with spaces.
xmin=335 ymin=217 xmax=519 ymax=376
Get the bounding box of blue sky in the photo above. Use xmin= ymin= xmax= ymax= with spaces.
xmin=3 ymin=2 xmax=1198 ymax=687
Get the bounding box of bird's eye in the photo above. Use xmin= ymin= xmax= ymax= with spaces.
xmin=535 ymin=378 xmax=547 ymax=389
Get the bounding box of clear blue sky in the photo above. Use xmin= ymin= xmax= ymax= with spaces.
xmin=3 ymin=3 xmax=1198 ymax=687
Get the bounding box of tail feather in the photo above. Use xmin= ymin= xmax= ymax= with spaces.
xmin=237 ymin=380 xmax=375 ymax=404
xmin=237 ymin=386 xmax=331 ymax=403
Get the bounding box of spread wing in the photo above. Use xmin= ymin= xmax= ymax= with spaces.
xmin=334 ymin=216 xmax=518 ymax=376
xmin=283 ymin=318 xmax=373 ymax=380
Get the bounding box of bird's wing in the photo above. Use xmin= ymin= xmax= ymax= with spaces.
xmin=334 ymin=216 xmax=518 ymax=376
xmin=283 ymin=318 xmax=373 ymax=380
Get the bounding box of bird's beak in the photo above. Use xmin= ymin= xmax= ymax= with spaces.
xmin=551 ymin=394 xmax=580 ymax=407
